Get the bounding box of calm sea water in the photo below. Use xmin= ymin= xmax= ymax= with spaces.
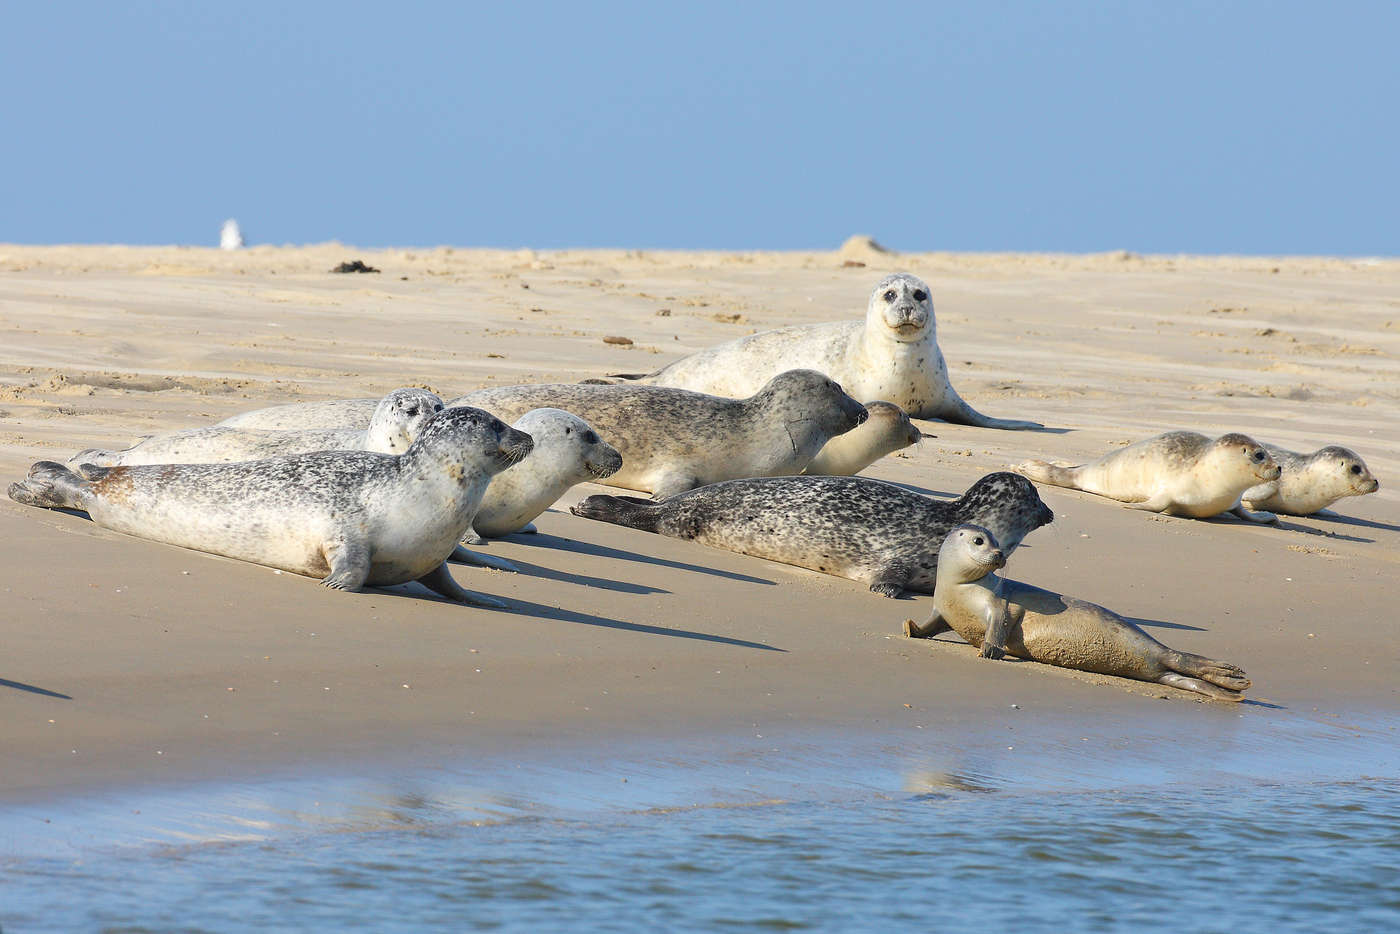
xmin=3 ymin=706 xmax=1397 ymax=932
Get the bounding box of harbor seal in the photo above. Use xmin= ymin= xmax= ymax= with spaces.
xmin=10 ymin=407 xmax=533 ymax=606
xmin=801 ymin=400 xmax=922 ymax=476
xmin=68 ymin=388 xmax=444 ymax=467
xmin=615 ymin=273 xmax=1042 ymax=430
xmin=468 ymin=408 xmax=623 ymax=541
xmin=1237 ymin=443 xmax=1378 ymax=518
xmin=454 ymin=370 xmax=868 ymax=497
xmin=1012 ymin=431 xmax=1282 ymax=521
xmin=217 ymin=396 xmax=396 ymax=431
xmin=571 ymin=472 xmax=1053 ymax=597
xmin=904 ymin=525 xmax=1250 ymax=701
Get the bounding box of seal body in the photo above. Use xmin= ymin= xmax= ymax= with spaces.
xmin=1239 ymin=444 xmax=1378 ymax=516
xmin=623 ymin=273 xmax=1041 ymax=430
xmin=470 ymin=408 xmax=623 ymax=539
xmin=454 ymin=370 xmax=868 ymax=498
xmin=571 ymin=472 xmax=1053 ymax=597
xmin=10 ymin=408 xmax=533 ymax=604
xmin=801 ymin=400 xmax=922 ymax=476
xmin=1013 ymin=431 xmax=1282 ymax=521
xmin=217 ymin=396 xmax=389 ymax=431
xmin=70 ymin=389 xmax=444 ymax=466
xmin=907 ymin=525 xmax=1251 ymax=701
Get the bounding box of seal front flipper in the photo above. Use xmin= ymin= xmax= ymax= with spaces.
xmin=869 ymin=562 xmax=913 ymax=598
xmin=978 ymin=601 xmax=1010 ymax=660
xmin=904 ymin=607 xmax=951 ymax=639
xmin=1124 ymin=492 xmax=1173 ymax=513
xmin=417 ymin=562 xmax=508 ymax=608
xmin=321 ymin=540 xmax=371 ymax=592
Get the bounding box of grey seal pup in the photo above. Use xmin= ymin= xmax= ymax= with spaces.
xmin=1012 ymin=431 xmax=1282 ymax=521
xmin=615 ymin=273 xmax=1041 ymax=430
xmin=10 ymin=407 xmax=533 ymax=606
xmin=467 ymin=407 xmax=623 ymax=541
xmin=801 ymin=400 xmax=923 ymax=476
xmin=905 ymin=525 xmax=1251 ymax=701
xmin=68 ymin=388 xmax=444 ymax=467
xmin=1236 ymin=443 xmax=1378 ymax=518
xmin=571 ymin=472 xmax=1053 ymax=597
xmin=454 ymin=370 xmax=868 ymax=497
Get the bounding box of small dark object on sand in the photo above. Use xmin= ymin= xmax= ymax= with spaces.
xmin=331 ymin=260 xmax=380 ymax=274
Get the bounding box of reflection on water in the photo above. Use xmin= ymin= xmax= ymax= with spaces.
xmin=1 ymin=706 xmax=1397 ymax=932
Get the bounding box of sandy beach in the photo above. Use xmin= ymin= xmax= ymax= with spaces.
xmin=2 ymin=243 xmax=1396 ymax=802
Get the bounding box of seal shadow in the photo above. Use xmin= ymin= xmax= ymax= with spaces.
xmin=501 ymin=597 xmax=785 ymax=651
xmin=1270 ymin=517 xmax=1373 ymax=544
xmin=523 ymin=532 xmax=777 ymax=586
xmin=482 ymin=556 xmax=670 ymax=596
xmin=1306 ymin=512 xmax=1399 ymax=534
xmin=1121 ymin=614 xmax=1207 ymax=633
xmin=1 ymin=677 xmax=72 ymax=699
xmin=1238 ymin=697 xmax=1286 ymax=710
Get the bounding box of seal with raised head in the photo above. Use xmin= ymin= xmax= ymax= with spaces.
xmin=904 ymin=525 xmax=1251 ymax=701
xmin=454 ymin=369 xmax=868 ymax=498
xmin=571 ymin=472 xmax=1053 ymax=597
xmin=614 ymin=273 xmax=1041 ymax=430
xmin=1012 ymin=431 xmax=1282 ymax=521
xmin=801 ymin=400 xmax=923 ymax=476
xmin=1236 ymin=443 xmax=1378 ymax=518
xmin=69 ymin=388 xmax=444 ymax=467
xmin=467 ymin=407 xmax=623 ymax=541
xmin=10 ymin=407 xmax=533 ymax=606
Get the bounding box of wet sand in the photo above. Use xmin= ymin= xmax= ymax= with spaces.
xmin=1 ymin=243 xmax=1396 ymax=802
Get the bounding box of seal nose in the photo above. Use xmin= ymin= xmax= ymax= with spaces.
xmin=1040 ymin=504 xmax=1054 ymax=525
xmin=991 ymin=550 xmax=1006 ymax=569
xmin=853 ymin=404 xmax=869 ymax=426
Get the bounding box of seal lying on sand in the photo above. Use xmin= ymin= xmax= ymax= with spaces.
xmin=468 ymin=408 xmax=623 ymax=541
xmin=905 ymin=525 xmax=1251 ymax=701
xmin=454 ymin=370 xmax=868 ymax=497
xmin=801 ymin=400 xmax=922 ymax=476
xmin=1237 ymin=443 xmax=1379 ymax=518
xmin=69 ymin=388 xmax=444 ymax=466
xmin=216 ymin=395 xmax=403 ymax=431
xmin=1012 ymin=431 xmax=1281 ymax=521
xmin=613 ymin=273 xmax=1041 ymax=430
xmin=10 ymin=408 xmax=533 ymax=606
xmin=571 ymin=472 xmax=1053 ymax=597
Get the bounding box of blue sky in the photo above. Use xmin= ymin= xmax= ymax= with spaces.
xmin=3 ymin=1 xmax=1396 ymax=254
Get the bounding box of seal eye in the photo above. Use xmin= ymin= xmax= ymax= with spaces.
xmin=883 ymin=289 xmax=896 ymax=302
xmin=973 ymin=537 xmax=984 ymax=546
xmin=565 ymin=427 xmax=573 ymax=435
xmin=913 ymin=290 xmax=927 ymax=302
xmin=1252 ymin=451 xmax=1264 ymax=461
xmin=584 ymin=431 xmax=599 ymax=444
xmin=1350 ymin=464 xmax=1362 ymax=474
xmin=433 ymin=403 xmax=444 ymax=413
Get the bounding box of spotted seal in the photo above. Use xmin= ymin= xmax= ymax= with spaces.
xmin=68 ymin=388 xmax=444 ymax=467
xmin=453 ymin=370 xmax=867 ymax=498
xmin=801 ymin=401 xmax=923 ymax=476
xmin=1236 ymin=443 xmax=1378 ymax=518
xmin=571 ymin=472 xmax=1053 ymax=597
xmin=10 ymin=408 xmax=533 ymax=606
xmin=1012 ymin=431 xmax=1281 ymax=521
xmin=905 ymin=525 xmax=1251 ymax=701
xmin=614 ymin=273 xmax=1041 ymax=430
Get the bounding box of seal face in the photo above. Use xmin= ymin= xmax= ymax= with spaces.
xmin=70 ymin=389 xmax=444 ymax=466
xmin=570 ymin=471 xmax=1053 ymax=597
xmin=1012 ymin=431 xmax=1282 ymax=521
xmin=618 ymin=273 xmax=1042 ymax=430
xmin=470 ymin=408 xmax=623 ymax=539
xmin=10 ymin=407 xmax=533 ymax=606
xmin=802 ymin=401 xmax=922 ymax=476
xmin=1240 ymin=444 xmax=1379 ymax=516
xmin=454 ymin=369 xmax=868 ymax=498
xmin=907 ymin=525 xmax=1251 ymax=701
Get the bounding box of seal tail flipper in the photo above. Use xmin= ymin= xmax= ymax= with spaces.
xmin=8 ymin=461 xmax=94 ymax=510
xmin=1009 ymin=459 xmax=1082 ymax=489
xmin=571 ymin=494 xmax=663 ymax=532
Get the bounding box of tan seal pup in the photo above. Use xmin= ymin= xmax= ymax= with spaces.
xmin=1236 ymin=443 xmax=1379 ymax=518
xmin=10 ymin=408 xmax=533 ymax=606
xmin=905 ymin=525 xmax=1251 ymax=701
xmin=1012 ymin=431 xmax=1282 ymax=521
xmin=68 ymin=388 xmax=444 ymax=467
xmin=801 ymin=401 xmax=923 ymax=476
xmin=614 ymin=273 xmax=1041 ymax=430
xmin=572 ymin=472 xmax=1053 ymax=597
xmin=467 ymin=407 xmax=623 ymax=541
xmin=453 ymin=370 xmax=868 ymax=498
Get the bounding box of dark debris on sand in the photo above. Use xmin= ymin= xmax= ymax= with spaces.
xmin=330 ymin=260 xmax=380 ymax=274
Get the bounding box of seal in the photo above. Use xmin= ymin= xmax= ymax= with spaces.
xmin=801 ymin=400 xmax=922 ymax=476
xmin=1012 ymin=431 xmax=1282 ymax=521
xmin=467 ymin=407 xmax=623 ymax=541
xmin=453 ymin=369 xmax=868 ymax=498
xmin=615 ymin=273 xmax=1041 ymax=430
xmin=9 ymin=407 xmax=534 ymax=606
xmin=216 ymin=395 xmax=402 ymax=431
xmin=904 ymin=525 xmax=1251 ymax=701
xmin=1237 ymin=443 xmax=1379 ymax=518
xmin=68 ymin=388 xmax=444 ymax=467
xmin=571 ymin=472 xmax=1053 ymax=597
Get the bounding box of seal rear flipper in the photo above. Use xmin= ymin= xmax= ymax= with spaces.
xmin=417 ymin=562 xmax=508 ymax=608
xmin=571 ymin=494 xmax=664 ymax=532
xmin=8 ymin=461 xmax=92 ymax=510
xmin=605 ymin=373 xmax=651 ymax=381
xmin=449 ymin=545 xmax=519 ymax=573
xmin=1157 ymin=672 xmax=1245 ymax=701
xmin=1010 ymin=459 xmax=1079 ymax=488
